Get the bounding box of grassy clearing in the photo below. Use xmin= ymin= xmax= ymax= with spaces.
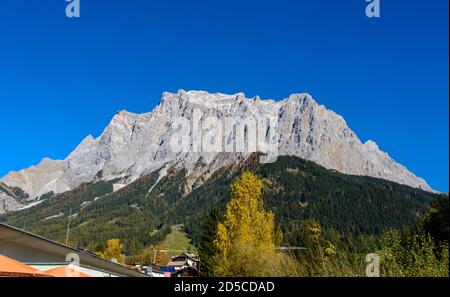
xmin=144 ymin=225 xmax=197 ymax=262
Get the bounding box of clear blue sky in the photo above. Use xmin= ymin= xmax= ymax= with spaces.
xmin=0 ymin=0 xmax=448 ymax=191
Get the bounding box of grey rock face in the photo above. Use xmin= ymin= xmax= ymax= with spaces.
xmin=0 ymin=182 xmax=25 ymax=214
xmin=277 ymin=94 xmax=430 ymax=190
xmin=0 ymin=192 xmax=24 ymax=214
xmin=2 ymin=158 xmax=70 ymax=202
xmin=1 ymin=90 xmax=432 ymax=206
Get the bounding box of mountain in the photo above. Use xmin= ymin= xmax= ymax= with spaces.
xmin=0 ymin=154 xmax=438 ymax=254
xmin=0 ymin=182 xmax=26 ymax=214
xmin=2 ymin=158 xmax=69 ymax=202
xmin=0 ymin=90 xmax=431 ymax=211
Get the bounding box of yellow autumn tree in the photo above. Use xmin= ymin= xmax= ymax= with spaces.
xmin=213 ymin=172 xmax=297 ymax=276
xmin=155 ymin=251 xmax=167 ymax=266
xmin=98 ymin=238 xmax=125 ymax=264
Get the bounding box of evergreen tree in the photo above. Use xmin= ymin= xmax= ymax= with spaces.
xmin=423 ymin=194 xmax=449 ymax=243
xmin=198 ymin=206 xmax=221 ymax=276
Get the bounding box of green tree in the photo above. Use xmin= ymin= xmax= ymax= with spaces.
xmin=128 ymin=238 xmax=143 ymax=256
xmin=198 ymin=207 xmax=221 ymax=276
xmin=423 ymin=194 xmax=449 ymax=244
xmin=378 ymin=228 xmax=449 ymax=277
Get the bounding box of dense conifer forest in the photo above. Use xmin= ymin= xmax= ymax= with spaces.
xmin=0 ymin=154 xmax=440 ymax=257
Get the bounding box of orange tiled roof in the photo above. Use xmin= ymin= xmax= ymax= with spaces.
xmin=0 ymin=254 xmax=51 ymax=277
xmin=45 ymin=266 xmax=91 ymax=277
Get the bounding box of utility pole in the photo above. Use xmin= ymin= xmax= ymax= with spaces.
xmin=65 ymin=208 xmax=72 ymax=246
xmin=151 ymin=246 xmax=156 ymax=264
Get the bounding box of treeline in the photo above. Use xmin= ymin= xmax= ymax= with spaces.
xmin=0 ymin=154 xmax=442 ymax=260
xmin=174 ymin=155 xmax=437 ymax=252
xmin=198 ymin=172 xmax=449 ymax=277
xmin=0 ymin=170 xmax=176 ymax=254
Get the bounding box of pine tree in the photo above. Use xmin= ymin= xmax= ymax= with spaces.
xmin=199 ymin=206 xmax=221 ymax=276
xmin=423 ymin=194 xmax=449 ymax=244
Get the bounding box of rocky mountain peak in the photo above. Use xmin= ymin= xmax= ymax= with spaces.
xmin=364 ymin=140 xmax=380 ymax=151
xmin=1 ymin=90 xmax=433 ymax=206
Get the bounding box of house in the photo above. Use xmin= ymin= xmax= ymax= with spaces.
xmin=0 ymin=223 xmax=147 ymax=277
xmin=44 ymin=265 xmax=91 ymax=277
xmin=166 ymin=252 xmax=200 ymax=277
xmin=175 ymin=266 xmax=199 ymax=277
xmin=166 ymin=260 xmax=188 ymax=269
xmin=0 ymin=254 xmax=50 ymax=277
xmin=168 ymin=253 xmax=200 ymax=270
xmin=150 ymin=264 xmax=176 ymax=277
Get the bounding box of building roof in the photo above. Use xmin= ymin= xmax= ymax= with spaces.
xmin=171 ymin=252 xmax=199 ymax=261
xmin=0 ymin=254 xmax=50 ymax=277
xmin=0 ymin=223 xmax=147 ymax=277
xmin=45 ymin=266 xmax=91 ymax=277
xmin=183 ymin=252 xmax=199 ymax=260
xmin=166 ymin=260 xmax=188 ymax=267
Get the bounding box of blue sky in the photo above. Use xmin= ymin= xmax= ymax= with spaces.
xmin=0 ymin=0 xmax=448 ymax=191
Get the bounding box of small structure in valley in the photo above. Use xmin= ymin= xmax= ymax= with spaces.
xmin=151 ymin=252 xmax=200 ymax=277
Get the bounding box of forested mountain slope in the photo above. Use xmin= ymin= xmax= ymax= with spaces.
xmin=0 ymin=154 xmax=437 ymax=254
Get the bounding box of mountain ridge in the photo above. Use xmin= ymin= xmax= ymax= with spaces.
xmin=1 ymin=90 xmax=432 ymax=209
